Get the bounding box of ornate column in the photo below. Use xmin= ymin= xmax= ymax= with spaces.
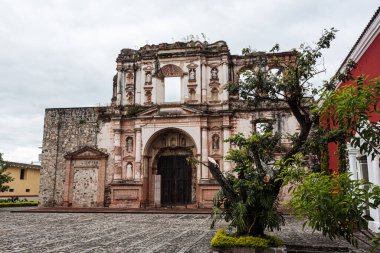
xmin=369 ymin=154 xmax=380 ymax=232
xmin=134 ymin=128 xmax=142 ymax=181
xmin=372 ymin=155 xmax=380 ymax=185
xmin=347 ymin=147 xmax=359 ymax=180
xmin=113 ymin=128 xmax=122 ymax=181
xmin=121 ymin=70 xmax=126 ymax=106
xmin=197 ymin=153 xmax=202 ymax=181
xmin=223 ymin=115 xmax=231 ymax=172
xmin=116 ymin=64 xmax=122 ymax=106
xmin=201 ymin=63 xmax=207 ymax=103
xmin=201 ymin=127 xmax=209 ymax=180
xmin=222 ymin=60 xmax=229 ymax=101
xmin=136 ymin=65 xmax=142 ymax=104
xmin=151 ymin=76 xmax=157 ymax=104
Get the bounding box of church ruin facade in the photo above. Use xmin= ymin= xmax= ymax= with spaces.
xmin=40 ymin=41 xmax=299 ymax=208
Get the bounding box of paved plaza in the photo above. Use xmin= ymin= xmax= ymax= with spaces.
xmin=0 ymin=207 xmax=374 ymax=253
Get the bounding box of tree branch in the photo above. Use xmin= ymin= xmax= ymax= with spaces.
xmin=207 ymin=158 xmax=239 ymax=201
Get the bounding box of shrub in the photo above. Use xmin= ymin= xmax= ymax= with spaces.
xmin=0 ymin=201 xmax=38 ymax=207
xmin=210 ymin=229 xmax=283 ymax=249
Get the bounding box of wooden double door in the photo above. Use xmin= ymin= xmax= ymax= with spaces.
xmin=158 ymin=155 xmax=192 ymax=205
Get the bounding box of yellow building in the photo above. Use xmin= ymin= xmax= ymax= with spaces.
xmin=0 ymin=162 xmax=41 ymax=201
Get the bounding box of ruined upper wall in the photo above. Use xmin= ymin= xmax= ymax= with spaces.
xmin=111 ymin=41 xmax=295 ymax=110
xmin=116 ymin=41 xmax=230 ymax=63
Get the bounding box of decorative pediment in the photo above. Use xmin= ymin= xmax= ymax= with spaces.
xmin=181 ymin=105 xmax=205 ymax=114
xmin=64 ymin=146 xmax=109 ymax=160
xmin=136 ymin=106 xmax=159 ymax=116
xmin=208 ymin=62 xmax=221 ymax=68
xmin=143 ymin=62 xmax=154 ymax=72
xmin=186 ymin=62 xmax=199 ymax=69
xmin=136 ymin=105 xmax=205 ymax=117
xmin=210 ymin=126 xmax=222 ymax=131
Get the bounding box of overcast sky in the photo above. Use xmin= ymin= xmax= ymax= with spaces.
xmin=0 ymin=0 xmax=379 ymax=163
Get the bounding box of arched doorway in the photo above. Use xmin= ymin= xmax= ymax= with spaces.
xmin=143 ymin=128 xmax=198 ymax=207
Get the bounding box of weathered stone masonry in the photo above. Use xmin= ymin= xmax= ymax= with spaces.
xmin=40 ymin=108 xmax=102 ymax=206
xmin=40 ymin=41 xmax=299 ymax=208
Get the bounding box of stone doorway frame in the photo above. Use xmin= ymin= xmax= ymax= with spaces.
xmin=63 ymin=146 xmax=108 ymax=207
xmin=142 ymin=128 xmax=199 ymax=207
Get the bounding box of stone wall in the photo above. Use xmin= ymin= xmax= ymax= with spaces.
xmin=72 ymin=167 xmax=99 ymax=207
xmin=40 ymin=107 xmax=101 ymax=207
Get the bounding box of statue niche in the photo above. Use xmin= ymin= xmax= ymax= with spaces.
xmin=212 ymin=134 xmax=220 ymax=150
xmin=126 ymin=72 xmax=134 ymax=85
xmin=189 ymin=69 xmax=196 ymax=81
xmin=211 ymin=87 xmax=219 ymax=101
xmin=126 ymin=162 xmax=133 ymax=180
xmin=126 ymin=137 xmax=133 ymax=153
xmin=145 ymin=72 xmax=152 ymax=84
xmin=211 ymin=67 xmax=219 ymax=80
xmin=127 ymin=92 xmax=134 ymax=105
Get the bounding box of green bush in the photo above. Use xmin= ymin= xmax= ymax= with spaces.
xmin=0 ymin=201 xmax=38 ymax=207
xmin=210 ymin=229 xmax=283 ymax=249
xmin=263 ymin=234 xmax=284 ymax=247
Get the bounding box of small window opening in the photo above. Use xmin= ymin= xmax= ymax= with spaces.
xmin=26 ymin=189 xmax=30 ymax=193
xmin=164 ymin=77 xmax=181 ymax=102
xmin=255 ymin=122 xmax=273 ymax=135
xmin=9 ymin=189 xmax=14 ymax=192
xmin=20 ymin=169 xmax=25 ymax=180
xmin=239 ymin=70 xmax=254 ymax=84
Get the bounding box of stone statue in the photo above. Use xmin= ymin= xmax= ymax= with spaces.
xmin=126 ymin=163 xmax=133 ymax=180
xmin=127 ymin=73 xmax=134 ymax=84
xmin=211 ymin=67 xmax=218 ymax=80
xmin=127 ymin=92 xmax=133 ymax=104
xmin=126 ymin=137 xmax=133 ymax=152
xmin=146 ymin=72 xmax=152 ymax=83
xmin=212 ymin=134 xmax=220 ymax=149
xmin=189 ymin=69 xmax=195 ymax=80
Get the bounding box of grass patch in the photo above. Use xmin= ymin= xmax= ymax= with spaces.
xmin=0 ymin=201 xmax=38 ymax=207
xmin=211 ymin=229 xmax=284 ymax=249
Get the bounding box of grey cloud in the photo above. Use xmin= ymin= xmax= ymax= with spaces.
xmin=0 ymin=0 xmax=379 ymax=162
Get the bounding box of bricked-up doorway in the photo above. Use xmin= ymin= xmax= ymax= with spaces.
xmin=158 ymin=155 xmax=192 ymax=205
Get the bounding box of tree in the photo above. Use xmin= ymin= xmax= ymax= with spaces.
xmin=0 ymin=153 xmax=13 ymax=192
xmin=208 ymin=27 xmax=380 ymax=248
xmin=209 ymin=28 xmax=339 ymax=236
xmin=320 ymin=76 xmax=380 ymax=161
xmin=288 ymin=76 xmax=380 ymax=250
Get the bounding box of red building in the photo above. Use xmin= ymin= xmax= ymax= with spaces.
xmin=328 ymin=7 xmax=380 ymax=232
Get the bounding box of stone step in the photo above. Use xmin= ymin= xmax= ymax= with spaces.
xmin=286 ymin=244 xmax=350 ymax=253
xmin=287 ymin=251 xmax=348 ymax=253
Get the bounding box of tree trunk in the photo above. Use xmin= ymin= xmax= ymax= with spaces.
xmin=207 ymin=158 xmax=238 ymax=201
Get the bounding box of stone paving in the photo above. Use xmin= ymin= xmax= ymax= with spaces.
xmin=0 ymin=207 xmax=374 ymax=253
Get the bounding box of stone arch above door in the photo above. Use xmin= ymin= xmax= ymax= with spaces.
xmin=144 ymin=128 xmax=198 ymax=172
xmin=143 ymin=127 xmax=198 ymax=157
xmin=156 ymin=64 xmax=184 ymax=79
